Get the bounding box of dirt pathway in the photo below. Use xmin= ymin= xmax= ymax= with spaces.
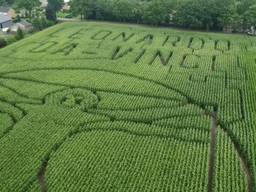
xmin=38 ymin=160 xmax=48 ymax=192
xmin=207 ymin=111 xmax=218 ymax=192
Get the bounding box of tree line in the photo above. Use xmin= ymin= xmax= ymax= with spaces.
xmin=1 ymin=0 xmax=256 ymax=32
xmin=70 ymin=0 xmax=256 ymax=32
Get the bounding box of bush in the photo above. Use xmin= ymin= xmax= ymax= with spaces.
xmin=32 ymin=17 xmax=55 ymax=31
xmin=0 ymin=38 xmax=7 ymax=48
xmin=5 ymin=36 xmax=17 ymax=44
xmin=15 ymin=28 xmax=24 ymax=40
xmin=13 ymin=15 xmax=21 ymax=23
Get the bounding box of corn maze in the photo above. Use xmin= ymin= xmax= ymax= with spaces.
xmin=0 ymin=22 xmax=256 ymax=192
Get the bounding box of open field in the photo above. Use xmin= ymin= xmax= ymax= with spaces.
xmin=0 ymin=21 xmax=255 ymax=192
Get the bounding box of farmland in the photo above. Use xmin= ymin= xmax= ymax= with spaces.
xmin=0 ymin=21 xmax=255 ymax=191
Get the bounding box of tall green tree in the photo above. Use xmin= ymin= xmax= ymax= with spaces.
xmin=174 ymin=0 xmax=237 ymax=30
xmin=15 ymin=0 xmax=40 ymax=18
xmin=46 ymin=0 xmax=64 ymax=21
xmin=237 ymin=0 xmax=256 ymax=14
xmin=131 ymin=1 xmax=144 ymax=23
xmin=142 ymin=0 xmax=170 ymax=25
xmin=213 ymin=0 xmax=237 ymax=30
xmin=243 ymin=4 xmax=256 ymax=28
xmin=174 ymin=0 xmax=204 ymax=29
xmin=70 ymin=0 xmax=95 ymax=20
xmin=112 ymin=0 xmax=135 ymax=22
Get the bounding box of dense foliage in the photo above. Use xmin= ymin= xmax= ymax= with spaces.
xmin=0 ymin=38 xmax=7 ymax=48
xmin=15 ymin=28 xmax=24 ymax=40
xmin=69 ymin=0 xmax=256 ymax=31
xmin=31 ymin=17 xmax=56 ymax=31
xmin=0 ymin=22 xmax=255 ymax=191
xmin=2 ymin=0 xmax=256 ymax=31
xmin=0 ymin=0 xmax=14 ymax=6
xmin=46 ymin=0 xmax=64 ymax=21
xmin=14 ymin=0 xmax=41 ymax=18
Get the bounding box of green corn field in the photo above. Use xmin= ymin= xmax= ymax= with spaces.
xmin=0 ymin=21 xmax=255 ymax=192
